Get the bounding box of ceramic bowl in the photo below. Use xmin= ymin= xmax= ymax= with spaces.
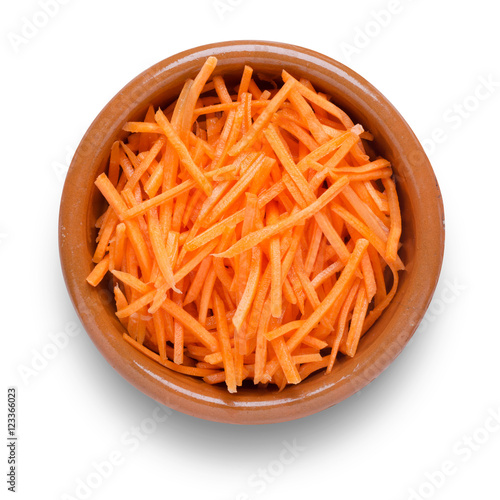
xmin=59 ymin=40 xmax=445 ymax=424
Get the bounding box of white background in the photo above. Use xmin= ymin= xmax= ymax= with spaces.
xmin=2 ymin=1 xmax=499 ymax=499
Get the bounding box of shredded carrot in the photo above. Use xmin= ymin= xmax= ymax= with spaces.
xmin=87 ymin=57 xmax=405 ymax=391
xmin=267 ymin=201 xmax=282 ymax=318
xmin=213 ymin=290 xmax=237 ymax=393
xmin=382 ymin=178 xmax=402 ymax=264
xmin=86 ymin=254 xmax=110 ymax=286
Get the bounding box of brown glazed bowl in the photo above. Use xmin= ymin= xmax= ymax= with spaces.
xmin=59 ymin=41 xmax=444 ymax=424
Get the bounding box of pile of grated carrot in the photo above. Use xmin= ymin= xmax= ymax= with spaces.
xmin=86 ymin=56 xmax=404 ymax=393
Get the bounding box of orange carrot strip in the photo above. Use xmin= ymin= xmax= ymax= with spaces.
xmin=86 ymin=254 xmax=110 ymax=286
xmin=181 ymin=56 xmax=218 ymax=135
xmin=123 ymin=122 xmax=163 ymax=134
xmin=116 ymin=290 xmax=156 ymax=318
xmin=298 ymin=358 xmax=329 ymax=381
xmin=296 ymin=131 xmax=352 ymax=168
xmin=172 ymin=284 xmax=184 ymax=365
xmin=95 ymin=173 xmax=152 ymax=279
xmin=369 ymin=246 xmax=387 ymax=306
xmin=194 ymin=102 xmax=239 ymax=116
xmin=237 ymin=192 xmax=259 ymax=301
xmin=213 ymin=291 xmax=237 ymax=393
xmin=302 ymin=336 xmax=328 ymax=350
xmin=215 ymin=176 xmax=349 ymax=259
xmin=288 ymin=88 xmax=330 ymax=144
xmin=160 ymin=297 xmax=218 ymax=352
xmin=363 ymin=263 xmax=399 ymax=333
xmin=114 ymin=286 xmax=129 ymax=326
xmin=113 ymin=223 xmax=127 ymax=270
xmin=293 ymin=253 xmax=333 ymax=330
xmin=183 ymin=256 xmax=212 ymax=305
xmin=249 ymin=157 xmax=276 ymax=195
xmin=123 ymin=333 xmax=218 ymax=377
xmin=265 ymin=124 xmax=350 ymax=263
xmin=147 ymin=208 xmax=178 ymax=293
xmin=203 ymin=153 xmax=265 ymax=225
xmin=330 ymin=202 xmax=404 ymax=270
xmin=232 ymin=246 xmax=262 ymax=332
xmin=282 ymin=71 xmax=354 ymax=129
xmin=270 ymin=337 xmax=301 ymax=384
xmin=267 ymin=202 xmax=282 ymax=318
xmin=144 ymin=152 xmax=167 ymax=198
xmin=247 ymin=79 xmax=262 ymax=100
xmin=264 ymin=320 xmax=304 ymax=341
xmin=341 ymin=185 xmax=389 ymax=243
xmin=155 ymin=108 xmax=212 ymax=196
xmin=108 ymin=141 xmax=121 ymax=186
xmin=185 ymin=175 xmax=290 ymax=252
xmin=125 ymin=136 xmax=166 ymax=190
xmin=246 ymin=264 xmax=272 ymax=340
xmin=111 ymin=270 xmax=151 ymax=295
xmin=95 ymin=173 xmax=128 ymax=217
xmin=238 ymin=65 xmax=253 ymax=100
xmin=198 ymin=267 xmax=217 ymax=327
xmin=304 ymin=221 xmax=323 ymax=276
xmin=212 ymin=74 xmax=233 ymax=104
xmin=242 ymin=91 xmax=253 ymax=135
xmin=360 ymin=250 xmax=377 ymax=302
xmin=286 ymin=238 xmax=369 ymax=352
xmin=210 ymin=109 xmax=238 ymax=171
xmin=334 ymin=158 xmax=390 ymax=173
xmin=93 ymin=210 xmax=119 ymax=263
xmin=274 ymin=114 xmax=319 ymax=152
xmin=293 ymin=354 xmax=323 ymax=364
xmin=382 ymin=178 xmax=402 ymax=264
xmin=152 ymin=310 xmax=167 ymax=362
xmin=344 ymin=286 xmax=369 ymax=356
xmin=253 ymin=300 xmax=272 ymax=384
xmin=173 ymin=239 xmax=218 ymax=285
xmin=228 ymin=78 xmax=295 ymax=156
xmin=364 ymin=180 xmax=389 ymax=213
xmin=329 ymin=169 xmax=393 ymax=183
xmin=204 ymin=352 xmax=223 ymax=365
xmin=326 ymin=279 xmax=361 ymax=374
xmin=212 ymin=229 xmax=235 ymax=291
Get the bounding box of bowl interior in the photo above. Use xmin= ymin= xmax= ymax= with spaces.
xmin=60 ymin=41 xmax=444 ymax=424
